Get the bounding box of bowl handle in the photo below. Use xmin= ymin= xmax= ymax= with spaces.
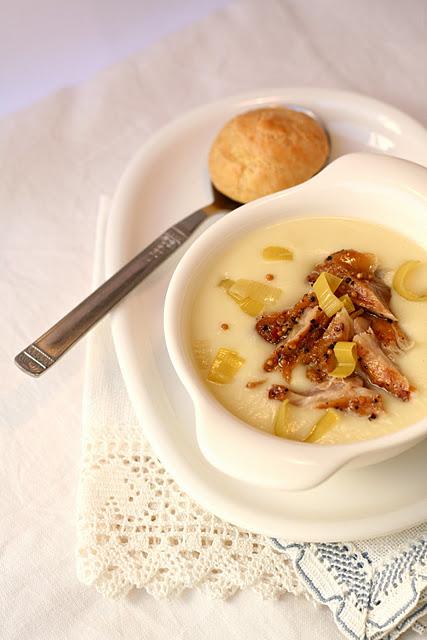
xmin=194 ymin=399 xmax=351 ymax=492
xmin=314 ymin=152 xmax=427 ymax=195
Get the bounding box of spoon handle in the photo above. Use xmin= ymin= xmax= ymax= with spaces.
xmin=15 ymin=208 xmax=207 ymax=376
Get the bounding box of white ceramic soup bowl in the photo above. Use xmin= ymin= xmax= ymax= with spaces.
xmin=164 ymin=153 xmax=427 ymax=491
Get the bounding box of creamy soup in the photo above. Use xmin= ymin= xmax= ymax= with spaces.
xmin=190 ymin=218 xmax=427 ymax=444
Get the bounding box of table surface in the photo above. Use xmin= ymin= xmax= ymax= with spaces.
xmin=1 ymin=0 xmax=426 ymax=638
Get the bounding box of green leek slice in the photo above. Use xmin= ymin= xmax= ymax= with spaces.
xmin=330 ymin=341 xmax=357 ymax=378
xmin=193 ymin=339 xmax=212 ymax=370
xmin=313 ymin=272 xmax=343 ymax=317
xmin=392 ymin=260 xmax=427 ymax=302
xmin=228 ymin=279 xmax=282 ymax=305
xmin=273 ymin=399 xmax=290 ymax=438
xmin=339 ymin=293 xmax=355 ymax=314
xmin=305 ymin=410 xmax=339 ymax=443
xmin=207 ymin=347 xmax=245 ymax=384
xmin=227 ymin=289 xmax=245 ymax=303
xmin=262 ymin=246 xmax=293 ymax=261
xmin=220 ymin=278 xmax=282 ymax=316
xmin=238 ymin=297 xmax=265 ymax=316
xmin=218 ymin=278 xmax=235 ymax=291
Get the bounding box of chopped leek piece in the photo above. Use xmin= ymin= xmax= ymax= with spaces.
xmin=228 ymin=279 xmax=282 ymax=305
xmin=313 ymin=272 xmax=343 ymax=317
xmin=218 ymin=278 xmax=235 ymax=291
xmin=392 ymin=260 xmax=427 ymax=302
xmin=330 ymin=341 xmax=357 ymax=378
xmin=221 ymin=278 xmax=283 ymax=316
xmin=262 ymin=246 xmax=293 ymax=261
xmin=207 ymin=347 xmax=245 ymax=384
xmin=273 ymin=399 xmax=290 ymax=438
xmin=339 ymin=293 xmax=355 ymax=314
xmin=193 ymin=339 xmax=212 ymax=370
xmin=320 ymin=271 xmax=342 ymax=293
xmin=228 ymin=289 xmax=245 ymax=303
xmin=239 ymin=297 xmax=265 ymax=316
xmin=219 ymin=278 xmax=282 ymax=316
xmin=305 ymin=410 xmax=339 ymax=443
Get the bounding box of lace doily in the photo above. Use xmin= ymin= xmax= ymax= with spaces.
xmin=77 ymin=422 xmax=303 ymax=600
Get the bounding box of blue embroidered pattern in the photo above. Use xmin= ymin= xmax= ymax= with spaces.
xmin=271 ymin=531 xmax=427 ymax=640
xmin=370 ymin=540 xmax=427 ymax=605
xmin=315 ymin=543 xmax=371 ymax=610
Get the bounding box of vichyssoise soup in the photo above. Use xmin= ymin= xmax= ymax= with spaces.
xmin=190 ymin=218 xmax=427 ymax=445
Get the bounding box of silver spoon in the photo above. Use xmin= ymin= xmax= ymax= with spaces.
xmin=15 ymin=106 xmax=330 ymax=376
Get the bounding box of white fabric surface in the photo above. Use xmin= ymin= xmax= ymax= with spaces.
xmin=1 ymin=0 xmax=427 ymax=638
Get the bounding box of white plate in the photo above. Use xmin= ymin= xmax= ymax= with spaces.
xmin=106 ymin=88 xmax=427 ymax=541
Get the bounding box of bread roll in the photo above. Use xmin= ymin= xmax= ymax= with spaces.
xmin=208 ymin=107 xmax=330 ymax=203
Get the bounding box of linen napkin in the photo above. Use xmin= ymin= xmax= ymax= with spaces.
xmin=77 ymin=197 xmax=427 ymax=639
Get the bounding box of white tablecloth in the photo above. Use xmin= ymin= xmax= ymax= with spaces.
xmin=1 ymin=0 xmax=426 ymax=638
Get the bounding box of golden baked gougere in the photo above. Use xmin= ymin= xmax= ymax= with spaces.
xmin=208 ymin=107 xmax=330 ymax=203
